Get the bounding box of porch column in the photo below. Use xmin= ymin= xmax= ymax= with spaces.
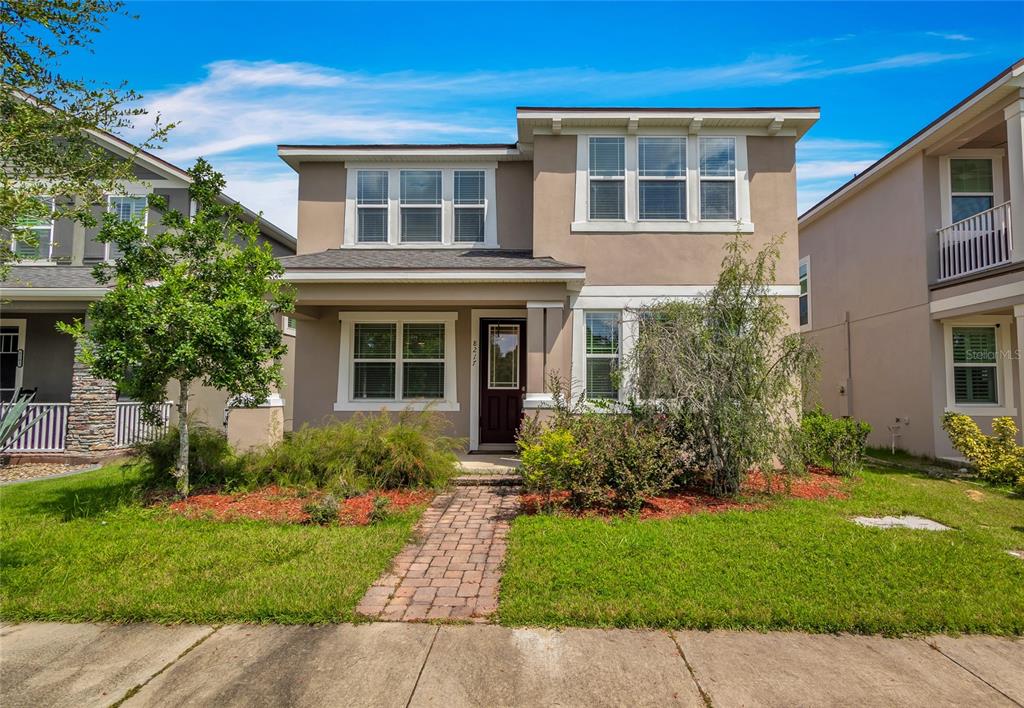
xmin=1005 ymin=93 xmax=1024 ymax=262
xmin=525 ymin=300 xmax=565 ymax=410
xmin=64 ymin=333 xmax=117 ymax=455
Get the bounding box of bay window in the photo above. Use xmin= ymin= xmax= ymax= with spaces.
xmin=400 ymin=170 xmax=442 ymax=243
xmin=589 ymin=137 xmax=625 ymax=220
xmin=338 ymin=313 xmax=458 ymax=411
xmin=357 ymin=170 xmax=388 ymax=243
xmin=584 ymin=311 xmax=620 ymax=399
xmin=699 ymin=137 xmax=736 ymax=220
xmin=638 ymin=137 xmax=686 ymax=220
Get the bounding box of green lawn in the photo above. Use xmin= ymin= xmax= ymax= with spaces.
xmin=0 ymin=465 xmax=424 ymax=624
xmin=498 ymin=467 xmax=1024 ymax=635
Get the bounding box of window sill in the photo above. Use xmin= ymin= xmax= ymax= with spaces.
xmin=334 ymin=400 xmax=460 ymax=412
xmin=945 ymin=404 xmax=1018 ymax=418
xmin=570 ymin=221 xmax=755 ymax=235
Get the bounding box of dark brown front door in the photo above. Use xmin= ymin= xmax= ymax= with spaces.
xmin=479 ymin=319 xmax=526 ymax=445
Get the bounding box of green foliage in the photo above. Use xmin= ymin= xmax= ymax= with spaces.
xmin=303 ymin=495 xmax=340 ymax=525
xmin=241 ymin=410 xmax=462 ymax=491
xmin=138 ymin=424 xmax=238 ymax=489
xmin=800 ymin=408 xmax=872 ymax=477
xmin=942 ymin=413 xmax=1024 ymax=488
xmin=624 ymin=235 xmax=818 ymax=496
xmin=369 ymin=496 xmax=391 ymax=524
xmin=518 ymin=378 xmax=677 ymax=512
xmin=58 ymin=161 xmax=294 ymax=496
xmin=1 ymin=0 xmax=171 ymax=275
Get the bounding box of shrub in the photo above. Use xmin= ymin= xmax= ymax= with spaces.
xmin=368 ymin=495 xmax=391 ymax=524
xmin=139 ymin=423 xmax=238 ymax=489
xmin=518 ymin=379 xmax=677 ymax=512
xmin=942 ymin=413 xmax=1024 ymax=487
xmin=800 ymin=408 xmax=872 ymax=476
xmin=241 ymin=409 xmax=462 ymax=490
xmin=303 ymin=494 xmax=339 ymax=525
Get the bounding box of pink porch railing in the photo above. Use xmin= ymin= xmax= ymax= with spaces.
xmin=937 ymin=201 xmax=1013 ymax=281
xmin=114 ymin=401 xmax=173 ymax=448
xmin=0 ymin=403 xmax=70 ymax=452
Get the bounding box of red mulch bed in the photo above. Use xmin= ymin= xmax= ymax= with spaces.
xmin=521 ymin=469 xmax=848 ymax=521
xmin=163 ymin=486 xmax=434 ymax=526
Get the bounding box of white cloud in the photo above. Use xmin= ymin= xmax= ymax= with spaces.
xmin=214 ymin=158 xmax=298 ymax=235
xmin=926 ymin=32 xmax=974 ymax=42
xmin=798 ymin=159 xmax=877 ymax=180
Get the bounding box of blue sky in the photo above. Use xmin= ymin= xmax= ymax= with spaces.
xmin=63 ymin=1 xmax=1024 ymax=234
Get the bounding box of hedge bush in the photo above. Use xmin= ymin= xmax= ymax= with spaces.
xmin=799 ymin=408 xmax=872 ymax=477
xmin=139 ymin=423 xmax=239 ymax=489
xmin=942 ymin=413 xmax=1024 ymax=489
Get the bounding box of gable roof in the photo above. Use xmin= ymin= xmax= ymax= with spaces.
xmin=87 ymin=125 xmax=296 ymax=251
xmin=799 ymin=58 xmax=1024 ymax=227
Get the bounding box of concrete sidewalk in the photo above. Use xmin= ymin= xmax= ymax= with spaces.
xmin=2 ymin=622 xmax=1021 ymax=707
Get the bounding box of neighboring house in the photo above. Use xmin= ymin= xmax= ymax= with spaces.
xmin=0 ymin=129 xmax=297 ymax=455
xmin=799 ymin=59 xmax=1024 ymax=458
xmin=278 ymin=105 xmax=818 ymax=451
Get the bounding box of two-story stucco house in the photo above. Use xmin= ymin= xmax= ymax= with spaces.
xmin=279 ymin=105 xmax=818 ymax=451
xmin=1 ymin=127 xmax=297 ymax=456
xmin=799 ymin=59 xmax=1024 ymax=458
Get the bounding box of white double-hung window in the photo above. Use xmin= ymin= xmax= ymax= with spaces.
xmin=588 ymin=137 xmax=626 ymax=220
xmin=337 ymin=312 xmax=458 ymax=411
xmin=346 ymin=167 xmax=496 ymax=247
xmin=12 ymin=196 xmax=55 ymax=260
xmin=699 ymin=137 xmax=737 ymax=220
xmin=454 ymin=170 xmax=485 ymax=243
xmin=638 ymin=137 xmax=686 ymax=221
xmin=107 ymin=195 xmax=147 ymax=260
xmin=400 ymin=170 xmax=443 ymax=243
xmin=357 ymin=170 xmax=389 ymax=243
xmin=584 ymin=311 xmax=620 ymax=400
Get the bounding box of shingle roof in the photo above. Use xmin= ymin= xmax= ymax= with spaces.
xmin=0 ymin=266 xmax=104 ymax=289
xmin=279 ymin=249 xmax=583 ymax=271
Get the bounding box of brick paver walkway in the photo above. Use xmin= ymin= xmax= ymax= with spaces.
xmin=357 ymin=484 xmax=520 ymax=622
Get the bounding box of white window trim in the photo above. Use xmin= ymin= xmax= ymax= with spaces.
xmin=942 ymin=315 xmax=1016 ymax=417
xmin=344 ymin=164 xmax=498 ymax=248
xmin=453 ymin=169 xmax=488 ymax=245
xmin=10 ymin=197 xmax=55 ymax=263
xmin=335 ymin=311 xmax=459 ymax=412
xmin=0 ymin=318 xmax=27 ymax=395
xmin=283 ymin=315 xmax=296 ymax=337
xmin=355 ymin=170 xmax=390 ymax=244
xmin=799 ymin=255 xmax=811 ymax=332
xmin=938 ymin=149 xmax=1005 ymax=227
xmin=573 ymin=131 xmax=753 ymax=234
xmin=587 ymin=136 xmax=627 ymax=222
xmin=105 ymin=194 xmax=149 ymax=261
xmin=580 ymin=310 xmax=622 ymax=401
xmin=698 ymin=136 xmax=739 ymax=222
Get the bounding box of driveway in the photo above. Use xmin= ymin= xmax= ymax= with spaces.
xmin=1 ymin=622 xmax=1021 ymax=707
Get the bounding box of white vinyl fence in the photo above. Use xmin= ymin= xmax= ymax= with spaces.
xmin=0 ymin=403 xmax=70 ymax=452
xmin=114 ymin=401 xmax=173 ymax=448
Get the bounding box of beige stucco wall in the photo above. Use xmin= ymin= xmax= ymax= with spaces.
xmin=495 ymin=162 xmax=534 ymax=250
xmin=531 ymin=134 xmax=801 ymax=286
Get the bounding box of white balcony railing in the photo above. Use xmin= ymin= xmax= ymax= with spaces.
xmin=0 ymin=403 xmax=70 ymax=452
xmin=937 ymin=201 xmax=1013 ymax=281
xmin=114 ymin=401 xmax=173 ymax=448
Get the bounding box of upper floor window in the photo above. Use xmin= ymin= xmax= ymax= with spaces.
xmin=107 ymin=195 xmax=147 ymax=261
xmin=11 ymin=196 xmax=54 ymax=261
xmin=357 ymin=170 xmax=388 ymax=243
xmin=799 ymin=256 xmax=810 ymax=329
xmin=346 ymin=167 xmax=496 ymax=247
xmin=588 ymin=137 xmax=625 ymax=220
xmin=639 ymin=137 xmax=686 ymax=220
xmin=574 ymin=134 xmax=750 ymax=233
xmin=699 ymin=137 xmax=736 ymax=220
xmin=949 ymin=158 xmax=993 ymax=222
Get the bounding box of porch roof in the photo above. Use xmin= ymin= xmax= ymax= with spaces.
xmin=280 ymin=249 xmax=586 ymax=283
xmin=0 ymin=266 xmax=107 ymax=300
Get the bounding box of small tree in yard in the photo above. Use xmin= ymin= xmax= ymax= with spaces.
xmin=59 ymin=159 xmax=294 ymax=497
xmin=624 ymin=235 xmax=817 ymax=496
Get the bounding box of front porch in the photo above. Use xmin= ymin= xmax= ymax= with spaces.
xmin=1 ymin=309 xmax=171 ymax=455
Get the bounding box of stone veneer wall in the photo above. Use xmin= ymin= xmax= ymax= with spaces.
xmin=64 ymin=346 xmax=117 ymax=454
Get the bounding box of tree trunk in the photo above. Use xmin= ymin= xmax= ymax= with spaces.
xmin=175 ymin=379 xmax=191 ymax=498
